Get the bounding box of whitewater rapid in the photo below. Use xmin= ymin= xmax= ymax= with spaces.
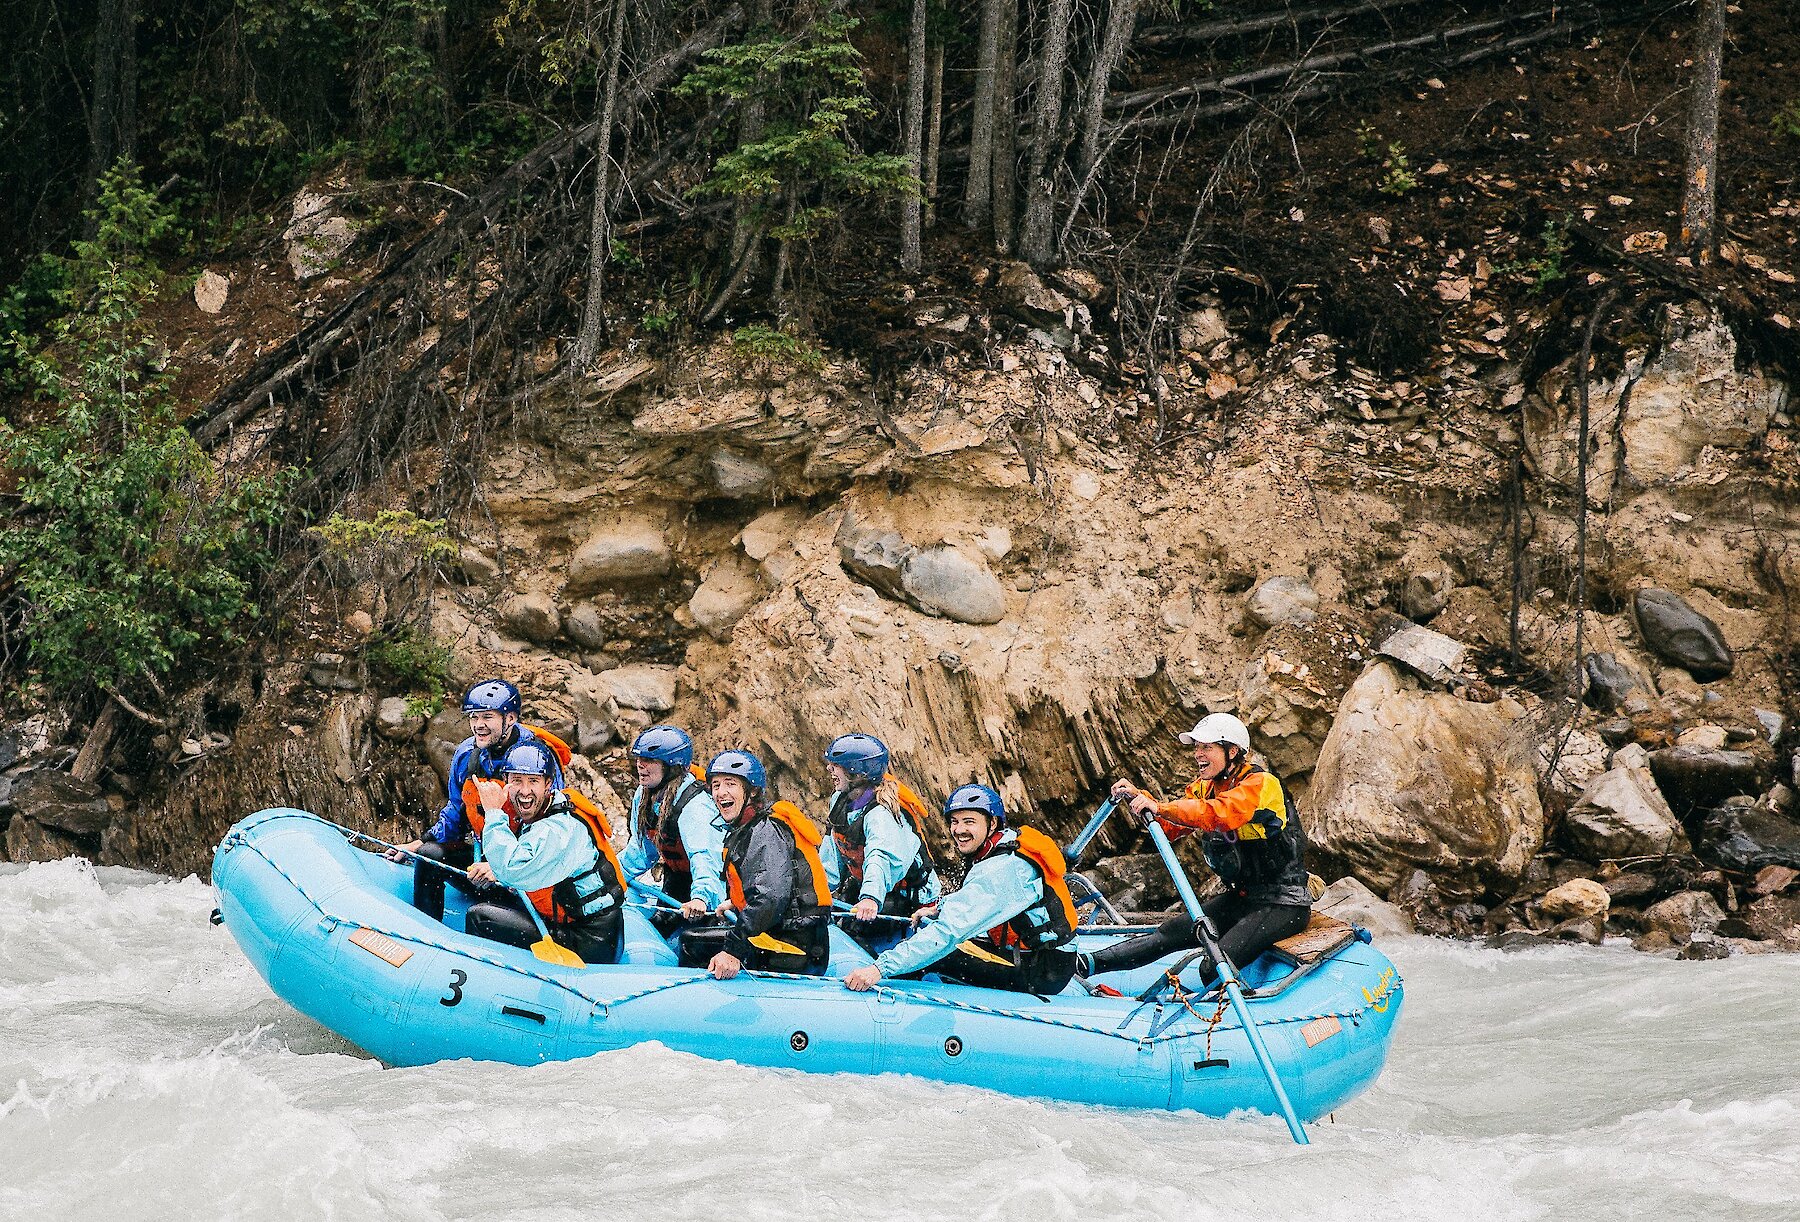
xmin=2 ymin=860 xmax=1794 ymax=1221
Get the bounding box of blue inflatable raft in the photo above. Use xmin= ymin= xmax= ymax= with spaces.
xmin=212 ymin=809 xmax=1403 ymax=1120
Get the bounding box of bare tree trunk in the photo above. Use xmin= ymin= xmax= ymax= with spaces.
xmin=900 ymin=0 xmax=927 ymax=273
xmin=1679 ymin=0 xmax=1726 ymax=261
xmin=1019 ymin=0 xmax=1075 ymax=266
xmin=991 ymin=0 xmax=1019 ymax=253
xmin=571 ymin=0 xmax=631 ymax=371
xmin=82 ymin=0 xmax=138 ymax=223
xmin=1077 ymin=0 xmax=1138 ymax=176
xmin=965 ymin=0 xmax=1001 ymax=230
xmin=924 ymin=42 xmax=944 ymax=227
xmin=70 ymin=700 xmax=120 ymax=784
xmin=728 ymin=0 xmax=774 ymax=272
xmin=770 ymin=190 xmax=797 ymax=310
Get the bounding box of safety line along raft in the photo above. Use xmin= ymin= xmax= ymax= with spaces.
xmin=212 ymin=809 xmax=1404 ymax=1120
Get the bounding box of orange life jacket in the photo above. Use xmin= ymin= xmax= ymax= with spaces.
xmin=521 ymin=724 xmax=574 ymax=769
xmin=467 ymin=787 xmax=625 ymax=922
xmin=984 ymin=826 xmax=1079 ymax=951
xmin=725 ymin=801 xmax=833 ymax=912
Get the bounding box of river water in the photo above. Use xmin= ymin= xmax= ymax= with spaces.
xmin=2 ymin=859 xmax=1795 ymax=1221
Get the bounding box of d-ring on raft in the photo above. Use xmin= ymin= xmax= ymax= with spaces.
xmin=212 ymin=808 xmax=1403 ymax=1121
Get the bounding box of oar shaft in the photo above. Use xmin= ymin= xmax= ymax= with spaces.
xmin=1065 ymin=799 xmax=1116 ymax=869
xmin=1143 ymin=819 xmax=1310 ymax=1145
xmin=628 ymin=877 xmax=686 ymax=910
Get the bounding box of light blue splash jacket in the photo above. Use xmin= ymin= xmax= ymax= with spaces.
xmin=874 ymin=831 xmax=1046 ymax=978
xmin=820 ymin=799 xmax=942 ymax=908
xmin=620 ymin=777 xmax=728 ymax=908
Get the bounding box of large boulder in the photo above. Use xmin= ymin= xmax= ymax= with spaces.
xmin=6 ymin=815 xmax=88 ymax=862
xmin=568 ymin=519 xmax=673 ymax=590
xmin=1315 ymin=875 xmax=1414 ymax=938
xmin=1694 ymin=802 xmax=1800 ymax=873
xmin=1307 ymin=661 xmax=1543 ymax=898
xmin=1642 ymin=890 xmax=1725 ymax=943
xmin=1245 ymin=575 xmax=1319 ymax=629
xmin=1562 ymin=764 xmax=1689 ymax=858
xmin=837 ymin=518 xmax=914 ymax=600
xmin=5 ymin=771 xmax=112 ymax=838
xmin=1234 ymin=616 xmax=1361 ymax=781
xmin=689 ymin=559 xmax=763 ymax=640
xmin=1647 ymin=745 xmax=1764 ymax=813
xmin=900 ymin=545 xmax=1008 ymax=625
xmin=600 ymin=664 xmax=679 ymax=713
xmin=1540 ymin=878 xmax=1611 ymax=921
xmin=497 ymin=590 xmax=561 ymax=643
xmin=1633 ymin=589 xmax=1733 ymax=681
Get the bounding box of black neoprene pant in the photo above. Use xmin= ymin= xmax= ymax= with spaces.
xmin=899 ymin=941 xmax=1078 ymax=995
xmin=1086 ymin=894 xmax=1310 ymax=981
xmin=465 ymin=892 xmax=623 ymax=965
xmin=411 ymin=839 xmax=477 ymax=920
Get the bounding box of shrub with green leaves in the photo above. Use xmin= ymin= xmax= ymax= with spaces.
xmin=0 ymin=166 xmax=294 ymax=699
xmin=1773 ymin=100 xmax=1800 ymax=140
xmin=676 ymin=12 xmax=916 ymax=253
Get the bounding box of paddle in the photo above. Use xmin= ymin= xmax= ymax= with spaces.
xmin=830 ymin=900 xmax=913 ymax=926
xmin=1142 ymin=816 xmax=1311 ymax=1145
xmin=633 ymin=877 xmax=809 ymax=956
xmin=1064 ymin=798 xmax=1117 ymax=870
xmin=627 ymin=877 xmax=687 ymax=910
xmin=346 ymin=827 xmax=584 ymax=969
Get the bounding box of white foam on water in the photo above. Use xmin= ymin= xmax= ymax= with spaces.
xmin=3 ymin=864 xmax=1797 ymax=1221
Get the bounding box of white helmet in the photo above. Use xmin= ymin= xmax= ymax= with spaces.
xmin=1178 ymin=713 xmax=1251 ymax=752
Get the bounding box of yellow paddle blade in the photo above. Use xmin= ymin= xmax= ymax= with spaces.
xmin=956 ymin=939 xmax=1013 ymax=966
xmin=748 ymin=932 xmax=806 ymax=956
xmin=531 ymin=936 xmax=585 ymax=968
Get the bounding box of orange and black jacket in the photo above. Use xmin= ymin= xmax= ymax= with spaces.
xmin=1144 ymin=763 xmax=1310 ymax=906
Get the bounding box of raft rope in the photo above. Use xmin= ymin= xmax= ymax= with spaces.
xmin=1160 ymin=969 xmax=1234 ymax=1062
xmin=219 ymin=810 xmax=1394 ymax=1047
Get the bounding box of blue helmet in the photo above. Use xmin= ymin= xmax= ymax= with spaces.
xmin=462 ymin=679 xmax=521 ymax=716
xmin=632 ymin=725 xmax=695 ymax=769
xmin=825 ymin=732 xmax=889 ymax=784
xmin=706 ymin=749 xmax=767 ymax=791
xmin=501 ymin=740 xmax=557 ymax=778
xmin=943 ymin=783 xmax=1005 ymax=829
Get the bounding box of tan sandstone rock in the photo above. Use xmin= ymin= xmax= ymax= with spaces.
xmin=1308 ymin=661 xmax=1543 ymax=897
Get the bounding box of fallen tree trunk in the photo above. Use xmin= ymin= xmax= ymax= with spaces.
xmin=1134 ymin=0 xmax=1433 ymax=51
xmin=1105 ymin=3 xmax=1653 ymax=134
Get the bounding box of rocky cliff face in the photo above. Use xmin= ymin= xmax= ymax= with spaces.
xmin=4 ymin=268 xmax=1796 ymax=954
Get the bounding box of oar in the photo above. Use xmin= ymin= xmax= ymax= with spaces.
xmin=628 ymin=877 xmax=687 ymax=910
xmin=512 ymin=893 xmax=586 ymax=968
xmin=1064 ymin=797 xmax=1118 ymax=870
xmin=632 ymin=877 xmax=808 ymax=955
xmin=346 ymin=827 xmax=584 ymax=969
xmin=831 ymin=900 xmax=913 ymax=926
xmin=1142 ymin=817 xmax=1311 ymax=1145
